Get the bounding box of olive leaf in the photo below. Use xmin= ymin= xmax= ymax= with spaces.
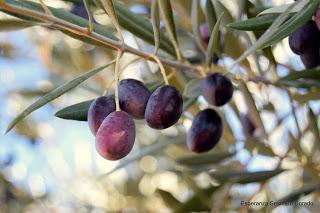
xmin=151 ymin=0 xmax=161 ymax=53
xmin=191 ymin=0 xmax=206 ymax=54
xmin=55 ymin=99 xmax=94 ymax=121
xmin=183 ymin=78 xmax=202 ymax=98
xmin=156 ymin=189 xmax=182 ymax=209
xmin=0 ymin=19 xmax=35 ymax=31
xmin=258 ymin=0 xmax=308 ymax=16
xmin=239 ymin=82 xmax=267 ymax=139
xmin=100 ymin=0 xmax=123 ymax=39
xmin=158 ymin=0 xmax=182 ymax=59
xmin=204 ymin=0 xmax=217 ymax=32
xmin=262 ymin=0 xmax=320 ymax=48
xmin=308 ymin=107 xmax=320 ymax=144
xmin=176 ymin=151 xmax=236 ymax=166
xmin=114 ymin=2 xmax=175 ymax=55
xmin=6 ymin=61 xmax=115 ymax=134
xmin=277 ymin=183 xmax=320 ymax=203
xmin=279 ymin=69 xmax=320 ymax=81
xmin=233 ymin=1 xmax=297 ymax=65
xmin=209 ymin=168 xmax=285 ymax=184
xmin=227 ymin=14 xmax=281 ymax=31
xmin=205 ymin=13 xmax=223 ymax=66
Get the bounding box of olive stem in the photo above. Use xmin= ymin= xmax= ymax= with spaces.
xmin=114 ymin=50 xmax=122 ymax=111
xmin=151 ymin=54 xmax=169 ymax=85
xmin=83 ymin=0 xmax=94 ymax=33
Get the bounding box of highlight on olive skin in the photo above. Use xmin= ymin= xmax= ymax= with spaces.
xmin=95 ymin=111 xmax=136 ymax=161
xmin=201 ymin=73 xmax=233 ymax=107
xmin=145 ymin=85 xmax=183 ymax=129
xmin=187 ymin=109 xmax=223 ymax=153
xmin=119 ymin=79 xmax=151 ymax=119
xmin=87 ymin=96 xmax=116 ymax=135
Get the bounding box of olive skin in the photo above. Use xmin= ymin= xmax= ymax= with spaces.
xmin=95 ymin=111 xmax=135 ymax=160
xmin=201 ymin=73 xmax=233 ymax=106
xmin=145 ymin=85 xmax=183 ymax=129
xmin=300 ymin=47 xmax=320 ymax=69
xmin=88 ymin=96 xmax=116 ymax=135
xmin=187 ymin=109 xmax=223 ymax=153
xmin=70 ymin=5 xmax=97 ymax=23
xmin=288 ymin=20 xmax=319 ymax=55
xmin=200 ymin=23 xmax=211 ymax=45
xmin=119 ymin=79 xmax=151 ymax=119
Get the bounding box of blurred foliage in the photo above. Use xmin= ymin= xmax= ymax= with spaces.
xmin=0 ymin=0 xmax=319 ymax=212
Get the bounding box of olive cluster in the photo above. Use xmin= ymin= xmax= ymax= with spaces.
xmin=88 ymin=79 xmax=183 ymax=160
xmin=88 ymin=73 xmax=233 ymax=160
xmin=289 ymin=10 xmax=320 ymax=69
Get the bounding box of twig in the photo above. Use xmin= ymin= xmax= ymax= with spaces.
xmin=0 ymin=1 xmax=199 ymax=73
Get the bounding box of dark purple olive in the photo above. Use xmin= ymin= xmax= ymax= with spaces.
xmin=95 ymin=111 xmax=135 ymax=160
xmin=145 ymin=85 xmax=183 ymax=129
xmin=119 ymin=79 xmax=151 ymax=119
xmin=240 ymin=114 xmax=256 ymax=136
xmin=200 ymin=23 xmax=211 ymax=45
xmin=300 ymin=49 xmax=320 ymax=69
xmin=201 ymin=73 xmax=233 ymax=106
xmin=288 ymin=20 xmax=319 ymax=55
xmin=70 ymin=5 xmax=96 ymax=22
xmin=187 ymin=109 xmax=223 ymax=153
xmin=88 ymin=96 xmax=116 ymax=135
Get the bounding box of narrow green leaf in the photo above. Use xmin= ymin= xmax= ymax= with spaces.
xmin=239 ymin=82 xmax=267 ymax=139
xmin=205 ymin=13 xmax=223 ymax=66
xmin=258 ymin=0 xmax=308 ymax=16
xmin=277 ymin=183 xmax=320 ymax=203
xmin=157 ymin=189 xmax=181 ymax=209
xmin=279 ymin=69 xmax=320 ymax=81
xmin=176 ymin=151 xmax=236 ymax=166
xmin=227 ymin=14 xmax=282 ymax=31
xmin=158 ymin=0 xmax=182 ymax=59
xmin=204 ymin=0 xmax=217 ymax=32
xmin=209 ymin=168 xmax=285 ymax=184
xmin=233 ymin=1 xmax=297 ymax=65
xmin=263 ymin=0 xmax=320 ymax=48
xmin=191 ymin=0 xmax=206 ymax=54
xmin=151 ymin=0 xmax=161 ymax=53
xmin=113 ymin=2 xmax=175 ymax=56
xmin=0 ymin=19 xmax=35 ymax=31
xmin=245 ymin=139 xmax=275 ymax=157
xmin=100 ymin=0 xmax=123 ymax=40
xmin=97 ymin=137 xmax=184 ymax=179
xmin=54 ymin=99 xmax=93 ymax=121
xmin=308 ymin=107 xmax=320 ymax=144
xmin=183 ymin=78 xmax=202 ymax=98
xmin=6 ymin=61 xmax=115 ymax=134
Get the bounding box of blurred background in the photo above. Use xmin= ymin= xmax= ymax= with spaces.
xmin=0 ymin=0 xmax=319 ymax=212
